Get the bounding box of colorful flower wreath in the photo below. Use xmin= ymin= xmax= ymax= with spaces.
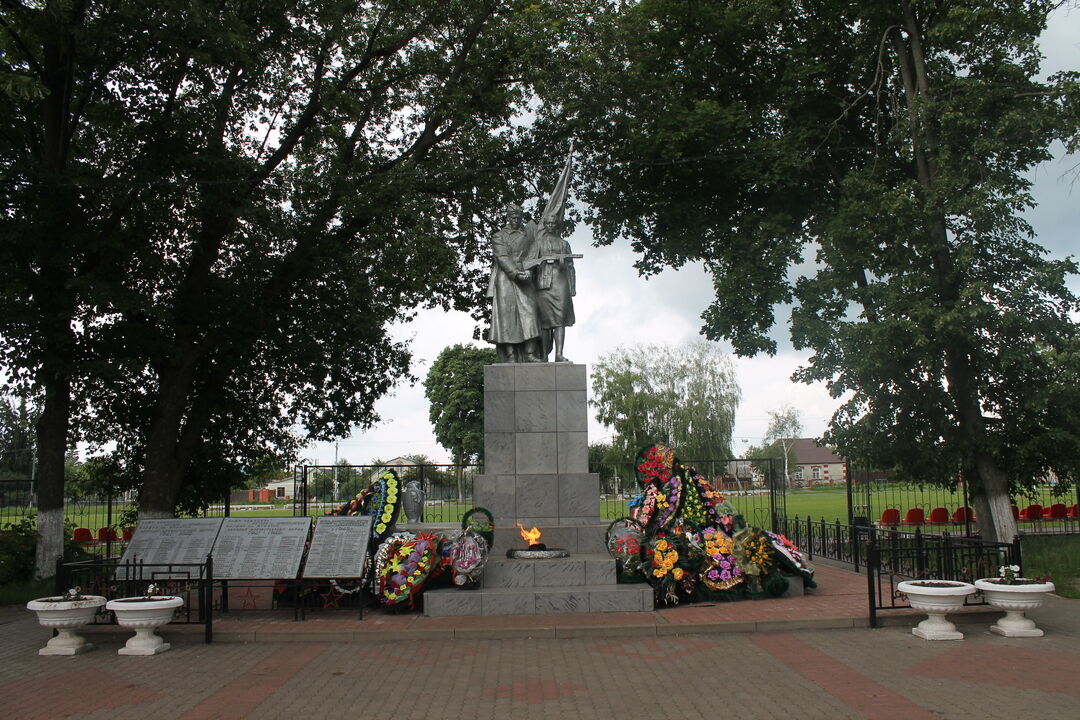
xmin=647 ymin=535 xmax=681 ymax=581
xmin=765 ymin=530 xmax=816 ymax=587
xmin=451 ymin=529 xmax=489 ymax=586
xmin=701 ymin=526 xmax=743 ymax=591
xmin=629 ymin=483 xmax=659 ymax=527
xmin=680 ymin=474 xmax=709 ymax=527
xmin=326 ymin=469 xmax=402 ymax=547
xmin=635 ymin=443 xmax=675 ymax=484
xmin=651 ymin=475 xmax=683 ymax=530
xmin=372 ymin=470 xmax=401 ymax=541
xmin=735 ymin=528 xmax=775 ymax=577
xmin=377 ymin=532 xmax=438 ymax=606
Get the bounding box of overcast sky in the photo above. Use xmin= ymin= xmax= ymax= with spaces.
xmin=306 ymin=8 xmax=1080 ymax=467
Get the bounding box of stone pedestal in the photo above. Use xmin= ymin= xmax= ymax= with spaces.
xmin=426 ymin=363 xmax=651 ymax=617
xmin=473 ymin=363 xmax=600 ymax=528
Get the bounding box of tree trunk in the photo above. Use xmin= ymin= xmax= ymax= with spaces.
xmin=891 ymin=8 xmax=1017 ymax=544
xmin=33 ymin=371 xmax=71 ymax=578
xmin=970 ymin=457 xmax=1017 ymax=545
xmin=138 ymin=358 xmax=208 ymax=519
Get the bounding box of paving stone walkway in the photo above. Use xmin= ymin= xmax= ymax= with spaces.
xmin=4 ymin=565 xmax=1077 ymax=719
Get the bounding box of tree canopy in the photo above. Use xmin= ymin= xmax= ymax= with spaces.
xmin=539 ymin=0 xmax=1080 ymax=542
xmin=591 ymin=341 xmax=741 ymax=462
xmin=0 ymin=0 xmax=583 ymax=574
xmin=423 ymin=344 xmax=496 ymax=466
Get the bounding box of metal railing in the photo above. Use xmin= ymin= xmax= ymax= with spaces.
xmin=56 ymin=555 xmax=214 ymax=643
xmin=777 ymin=515 xmax=1020 ymax=627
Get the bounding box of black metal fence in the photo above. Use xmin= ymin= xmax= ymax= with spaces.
xmin=56 ymin=555 xmax=214 ymax=643
xmin=0 ymin=481 xmax=138 ymax=556
xmin=288 ymin=463 xmax=480 ymax=523
xmin=775 ymin=515 xmax=871 ymax=571
xmin=865 ymin=529 xmax=1020 ymax=627
xmin=849 ymin=468 xmax=1080 ymax=536
xmin=779 ymin=514 xmax=1021 ymax=627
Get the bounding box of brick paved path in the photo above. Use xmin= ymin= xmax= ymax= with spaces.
xmin=4 ymin=568 xmax=1077 ymax=719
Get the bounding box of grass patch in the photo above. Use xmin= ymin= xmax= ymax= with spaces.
xmin=1021 ymin=535 xmax=1080 ymax=599
xmin=784 ymin=487 xmax=850 ymax=521
xmin=0 ymin=577 xmax=56 ymax=606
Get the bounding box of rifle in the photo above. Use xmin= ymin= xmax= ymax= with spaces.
xmin=522 ymin=253 xmax=583 ymax=271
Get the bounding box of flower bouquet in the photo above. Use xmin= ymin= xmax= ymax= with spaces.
xmin=605 ymin=517 xmax=647 ymax=583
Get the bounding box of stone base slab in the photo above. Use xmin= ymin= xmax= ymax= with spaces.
xmin=482 ymin=554 xmax=616 ymax=588
xmin=423 ymin=584 xmax=653 ymax=617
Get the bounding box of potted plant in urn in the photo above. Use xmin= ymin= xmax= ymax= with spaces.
xmin=106 ymin=583 xmax=184 ymax=655
xmin=974 ymin=565 xmax=1055 ymax=637
xmin=26 ymin=586 xmax=107 ymax=655
xmin=896 ymin=579 xmax=977 ymax=640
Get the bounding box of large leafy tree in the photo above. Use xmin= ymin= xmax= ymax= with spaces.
xmin=1 ymin=0 xmax=578 ymax=574
xmin=591 ymin=341 xmax=741 ymax=462
xmin=423 ymin=343 xmax=496 ymax=465
xmin=540 ymin=0 xmax=1080 ymax=542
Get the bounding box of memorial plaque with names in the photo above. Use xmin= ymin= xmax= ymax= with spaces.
xmin=116 ymin=518 xmax=225 ymax=579
xmin=302 ymin=516 xmax=373 ymax=579
xmin=211 ymin=517 xmax=312 ymax=580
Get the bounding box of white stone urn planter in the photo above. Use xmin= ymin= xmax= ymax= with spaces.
xmin=106 ymin=596 xmax=183 ymax=655
xmin=26 ymin=595 xmax=108 ymax=655
xmin=974 ymin=578 xmax=1055 ymax=637
xmin=897 ymin=580 xmax=976 ymax=640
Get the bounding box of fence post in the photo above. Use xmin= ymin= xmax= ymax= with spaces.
xmin=1011 ymin=534 xmax=1022 ymax=572
xmin=942 ymin=532 xmax=953 ymax=579
xmin=54 ymin=555 xmax=65 ymax=597
xmin=106 ymin=493 xmax=113 ymax=557
xmin=846 ymin=460 xmax=853 ymax=525
xmin=806 ymin=516 xmax=814 ymax=560
xmin=915 ymin=527 xmax=925 ymax=578
xmin=205 ymin=554 xmax=214 ymax=644
xmin=867 ymin=536 xmax=879 ymax=628
xmin=301 ymin=465 xmax=309 ymax=516
xmin=853 ymin=518 xmax=861 ymax=574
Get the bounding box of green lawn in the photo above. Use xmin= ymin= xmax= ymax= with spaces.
xmin=1021 ymin=534 xmax=1080 ymax=599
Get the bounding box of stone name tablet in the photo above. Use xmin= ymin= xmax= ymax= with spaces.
xmin=303 ymin=516 xmax=373 ymax=579
xmin=117 ymin=518 xmax=225 ymax=579
xmin=211 ymin=517 xmax=312 ymax=580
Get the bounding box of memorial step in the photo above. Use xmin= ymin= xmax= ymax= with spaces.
xmin=423 ymin=582 xmax=654 ymax=616
xmin=481 ymin=553 xmax=614 ymax=589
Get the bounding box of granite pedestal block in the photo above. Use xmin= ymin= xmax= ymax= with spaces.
xmin=430 ymin=363 xmax=635 ymax=616
xmin=473 ymin=363 xmax=599 ymax=526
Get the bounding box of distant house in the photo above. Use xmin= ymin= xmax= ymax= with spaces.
xmin=786 ymin=438 xmax=847 ymax=485
xmin=230 ymin=477 xmax=293 ymax=504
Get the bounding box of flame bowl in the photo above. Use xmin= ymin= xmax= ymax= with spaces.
xmin=506 ymin=547 xmax=570 ymax=559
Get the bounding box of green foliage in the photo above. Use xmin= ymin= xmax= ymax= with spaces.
xmin=591 ymin=341 xmax=741 ymax=462
xmin=423 ymin=344 xmax=497 ymax=465
xmin=538 ymin=0 xmax=1080 ymax=540
xmin=1 ymin=1 xmax=586 ymax=519
xmin=0 ymin=397 xmax=36 ymax=482
xmin=0 ymin=517 xmax=91 ymax=585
